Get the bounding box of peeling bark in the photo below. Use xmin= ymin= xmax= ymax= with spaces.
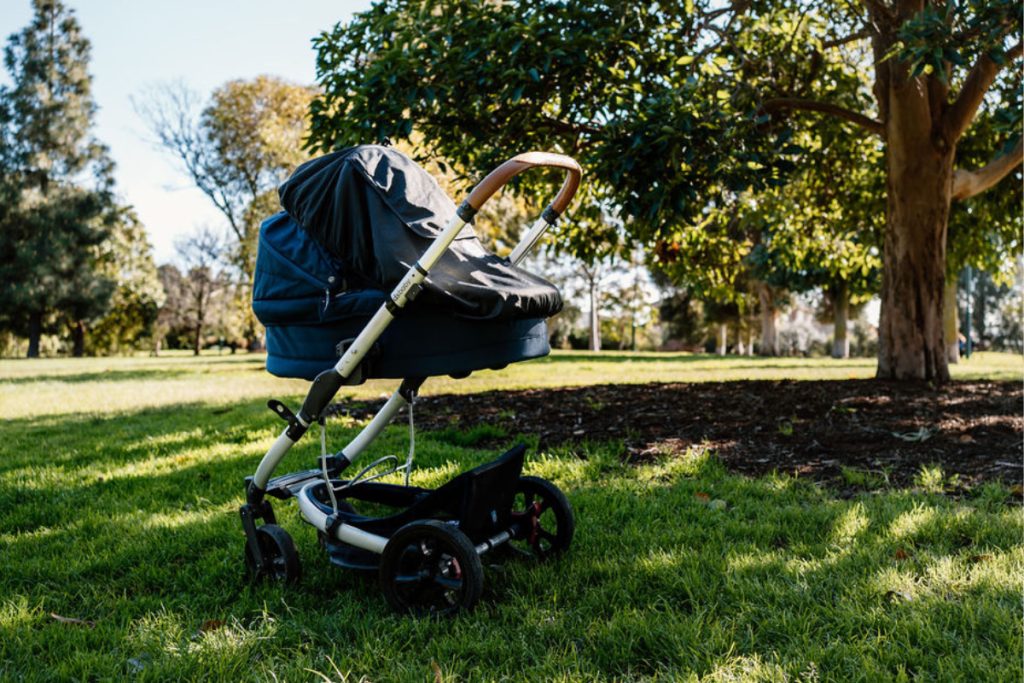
xmin=875 ymin=70 xmax=953 ymax=382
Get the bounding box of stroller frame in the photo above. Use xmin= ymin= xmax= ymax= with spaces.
xmin=240 ymin=153 xmax=582 ymax=615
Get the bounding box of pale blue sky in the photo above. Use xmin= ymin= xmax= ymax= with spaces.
xmin=1 ymin=0 xmax=370 ymax=262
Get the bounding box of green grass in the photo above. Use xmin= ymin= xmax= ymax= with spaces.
xmin=0 ymin=353 xmax=1021 ymax=682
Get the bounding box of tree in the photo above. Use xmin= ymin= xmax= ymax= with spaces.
xmin=0 ymin=0 xmax=118 ymax=357
xmin=307 ymin=0 xmax=1022 ymax=382
xmin=136 ymin=76 xmax=315 ymax=347
xmin=174 ymin=226 xmax=229 ymax=356
xmin=87 ymin=208 xmax=164 ymax=355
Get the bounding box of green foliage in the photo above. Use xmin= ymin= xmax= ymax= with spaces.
xmin=86 ymin=208 xmax=164 ymax=355
xmin=307 ymin=0 xmax=793 ymax=256
xmin=0 ymin=0 xmax=119 ymax=354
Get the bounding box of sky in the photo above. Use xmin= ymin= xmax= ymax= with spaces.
xmin=0 ymin=0 xmax=370 ymax=263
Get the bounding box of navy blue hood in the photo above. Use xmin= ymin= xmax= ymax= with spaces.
xmin=276 ymin=145 xmax=562 ymax=321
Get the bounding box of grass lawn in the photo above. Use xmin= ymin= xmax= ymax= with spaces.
xmin=0 ymin=352 xmax=1021 ymax=681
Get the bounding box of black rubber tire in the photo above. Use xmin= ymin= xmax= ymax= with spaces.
xmin=379 ymin=520 xmax=483 ymax=617
xmin=244 ymin=524 xmax=302 ymax=585
xmin=511 ymin=476 xmax=575 ymax=559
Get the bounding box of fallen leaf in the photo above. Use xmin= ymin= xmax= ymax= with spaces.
xmin=1010 ymin=485 xmax=1023 ymax=498
xmin=50 ymin=613 xmax=96 ymax=628
xmin=199 ymin=619 xmax=224 ymax=634
xmin=432 ymin=661 xmax=443 ymax=683
xmin=695 ymin=492 xmax=710 ymax=504
xmin=894 ymin=547 xmax=910 ymax=561
xmin=958 ymin=434 xmax=974 ymax=443
xmin=709 ymin=499 xmax=728 ymax=510
xmin=968 ymin=555 xmax=992 ymax=563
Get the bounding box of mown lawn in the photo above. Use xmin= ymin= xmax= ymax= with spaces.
xmin=0 ymin=352 xmax=1021 ymax=682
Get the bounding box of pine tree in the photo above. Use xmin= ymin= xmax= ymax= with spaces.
xmin=0 ymin=0 xmax=117 ymax=357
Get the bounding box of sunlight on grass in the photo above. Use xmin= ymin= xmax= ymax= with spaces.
xmin=828 ymin=503 xmax=871 ymax=546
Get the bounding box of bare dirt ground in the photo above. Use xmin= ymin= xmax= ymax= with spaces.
xmin=343 ymin=380 xmax=1023 ymax=490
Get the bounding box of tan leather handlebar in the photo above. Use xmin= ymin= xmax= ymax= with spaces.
xmin=464 ymin=152 xmax=582 ymax=216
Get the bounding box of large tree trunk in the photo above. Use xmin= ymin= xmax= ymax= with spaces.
xmin=71 ymin=321 xmax=86 ymax=358
xmin=27 ymin=310 xmax=42 ymax=358
xmin=832 ymin=281 xmax=849 ymax=359
xmin=943 ymin=279 xmax=959 ymax=364
xmin=758 ymin=282 xmax=777 ymax=356
xmin=875 ymin=69 xmax=954 ymax=382
xmin=745 ymin=328 xmax=753 ymax=357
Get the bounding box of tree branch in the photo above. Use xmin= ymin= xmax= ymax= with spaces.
xmin=761 ymin=98 xmax=885 ymax=137
xmin=943 ymin=41 xmax=1023 ymax=142
xmin=822 ymin=27 xmax=871 ymax=49
xmin=951 ymin=138 xmax=1023 ymax=201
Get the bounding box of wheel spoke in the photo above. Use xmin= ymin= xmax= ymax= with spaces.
xmin=431 ymin=575 xmax=463 ymax=590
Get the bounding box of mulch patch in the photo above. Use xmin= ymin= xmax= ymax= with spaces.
xmin=341 ymin=380 xmax=1022 ymax=489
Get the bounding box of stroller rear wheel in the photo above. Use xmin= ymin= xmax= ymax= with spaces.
xmin=379 ymin=520 xmax=483 ymax=617
xmin=245 ymin=524 xmax=302 ymax=585
xmin=511 ymin=476 xmax=575 ymax=559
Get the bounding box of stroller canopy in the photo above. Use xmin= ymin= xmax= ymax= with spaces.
xmin=253 ymin=146 xmax=563 ymax=381
xmin=279 ymin=145 xmax=562 ymax=321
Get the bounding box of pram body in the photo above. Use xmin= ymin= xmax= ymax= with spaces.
xmin=240 ymin=145 xmax=581 ymax=616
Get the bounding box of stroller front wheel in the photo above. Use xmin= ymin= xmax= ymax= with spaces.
xmin=245 ymin=524 xmax=302 ymax=585
xmin=379 ymin=520 xmax=483 ymax=617
xmin=511 ymin=476 xmax=575 ymax=559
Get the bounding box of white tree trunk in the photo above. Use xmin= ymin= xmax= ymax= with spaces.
xmin=758 ymin=282 xmax=777 ymax=356
xmin=832 ymin=281 xmax=850 ymax=359
xmin=589 ymin=278 xmax=601 ymax=352
xmin=944 ymin=279 xmax=960 ymax=364
xmin=717 ymin=323 xmax=728 ymax=355
xmin=745 ymin=328 xmax=754 ymax=357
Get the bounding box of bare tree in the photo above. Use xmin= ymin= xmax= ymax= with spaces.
xmin=175 ymin=226 xmax=228 ymax=356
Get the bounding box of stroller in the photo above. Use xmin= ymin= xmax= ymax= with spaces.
xmin=240 ymin=145 xmax=581 ymax=616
